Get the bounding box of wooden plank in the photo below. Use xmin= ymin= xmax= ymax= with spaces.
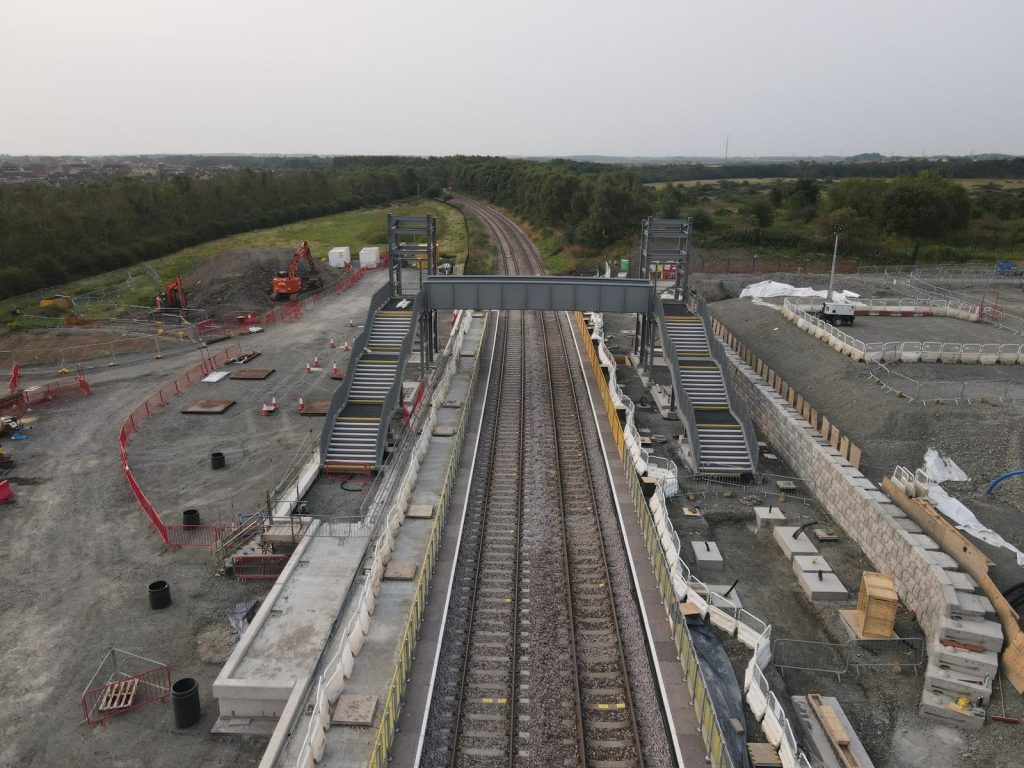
xmin=181 ymin=399 xmax=235 ymax=414
xmin=808 ymin=693 xmax=860 ymax=768
xmin=98 ymin=678 xmax=138 ymax=712
xmin=848 ymin=443 xmax=862 ymax=470
xmin=820 ymin=417 xmax=831 ymax=441
xmin=228 ymin=367 xmax=274 ymax=380
xmin=299 ymin=400 xmax=329 ymax=416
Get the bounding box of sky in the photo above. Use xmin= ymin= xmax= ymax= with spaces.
xmin=2 ymin=0 xmax=1023 ymax=158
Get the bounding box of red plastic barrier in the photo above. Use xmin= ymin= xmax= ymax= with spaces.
xmin=119 ymin=343 xmax=242 ymax=546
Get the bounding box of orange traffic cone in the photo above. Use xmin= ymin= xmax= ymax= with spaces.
xmin=306 ymin=362 xmax=312 ymax=374
xmin=261 ymin=402 xmax=270 ymax=416
xmin=343 ymin=340 xmax=351 ymax=351
xmin=331 ymin=362 xmax=338 ymax=375
xmin=348 ymin=318 xmax=353 ymax=327
xmin=329 ymin=337 xmax=336 ymax=349
xmin=298 ymin=396 xmax=305 ymax=411
xmin=271 ymin=395 xmax=278 ymax=410
xmin=313 ymin=355 xmax=320 ymax=367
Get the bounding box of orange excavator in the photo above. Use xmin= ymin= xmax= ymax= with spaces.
xmin=155 ymin=277 xmax=187 ymax=309
xmin=272 ymin=241 xmax=323 ymax=300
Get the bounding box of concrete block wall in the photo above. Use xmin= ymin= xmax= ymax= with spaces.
xmin=722 ymin=347 xmax=953 ymax=640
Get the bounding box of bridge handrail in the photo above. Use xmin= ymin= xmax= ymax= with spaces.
xmin=372 ymin=292 xmax=424 ymax=468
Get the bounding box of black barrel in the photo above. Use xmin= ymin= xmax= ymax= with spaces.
xmin=210 ymin=451 xmax=226 ymax=470
xmin=148 ymin=580 xmax=171 ymax=610
xmin=182 ymin=509 xmax=201 ymax=526
xmin=171 ymin=678 xmax=201 ymax=728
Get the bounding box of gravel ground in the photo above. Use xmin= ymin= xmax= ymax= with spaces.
xmin=0 ymin=268 xmax=389 ymax=768
xmin=598 ymin=307 xmax=1024 ymax=768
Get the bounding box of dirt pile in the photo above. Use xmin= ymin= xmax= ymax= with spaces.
xmin=184 ymin=247 xmax=351 ymax=315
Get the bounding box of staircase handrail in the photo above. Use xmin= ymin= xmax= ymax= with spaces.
xmin=695 ymin=294 xmax=760 ymax=474
xmin=319 ymin=281 xmax=394 ymax=463
xmin=372 ymin=292 xmax=424 ymax=468
xmin=653 ymin=295 xmax=701 ymax=471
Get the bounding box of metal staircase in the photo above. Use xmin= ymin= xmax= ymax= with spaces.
xmin=658 ymin=298 xmax=757 ymax=478
xmin=321 ymin=284 xmax=421 ymax=472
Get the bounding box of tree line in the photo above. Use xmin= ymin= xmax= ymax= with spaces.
xmin=0 ymin=165 xmax=423 ymax=299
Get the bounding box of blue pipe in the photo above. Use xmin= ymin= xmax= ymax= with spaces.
xmin=986 ymin=470 xmax=1024 ymax=494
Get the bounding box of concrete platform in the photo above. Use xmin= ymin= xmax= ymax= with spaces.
xmin=796 ymin=568 xmax=848 ymax=602
xmin=773 ymin=526 xmax=818 ymax=560
xmin=754 ymin=505 xmax=785 ymax=530
xmin=692 ymin=540 xmax=724 ymax=569
xmin=938 ymin=615 xmax=1004 ymax=652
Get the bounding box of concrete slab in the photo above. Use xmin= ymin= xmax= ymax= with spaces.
xmin=773 ymin=526 xmax=818 ymax=560
xmin=796 ymin=568 xmax=848 ymax=602
xmin=407 ymin=504 xmax=434 ymax=519
xmin=938 ymin=616 xmax=1004 ymax=652
xmin=792 ymin=554 xmax=832 ymax=574
xmin=754 ymin=505 xmax=785 ymax=530
xmin=691 ymin=540 xmax=724 ymax=569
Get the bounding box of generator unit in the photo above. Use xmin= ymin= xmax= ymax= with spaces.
xmin=818 ymin=301 xmax=855 ymax=326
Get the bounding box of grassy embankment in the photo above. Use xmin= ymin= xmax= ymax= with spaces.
xmin=2 ymin=199 xmax=467 ymax=326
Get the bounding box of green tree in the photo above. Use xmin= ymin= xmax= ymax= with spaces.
xmin=655 ymin=184 xmax=683 ymax=218
xmin=880 ymin=172 xmax=971 ymax=237
xmin=741 ymin=195 xmax=775 ymax=228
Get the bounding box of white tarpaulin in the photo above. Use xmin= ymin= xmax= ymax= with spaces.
xmin=922 ymin=448 xmax=969 ymax=483
xmin=927 ymin=485 xmax=1024 ymax=568
xmin=739 ymin=280 xmax=860 ymax=300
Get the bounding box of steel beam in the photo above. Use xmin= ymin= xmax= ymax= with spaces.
xmin=422 ymin=276 xmax=653 ymax=314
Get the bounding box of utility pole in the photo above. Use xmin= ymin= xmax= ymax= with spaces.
xmin=826 ymin=222 xmax=844 ymax=302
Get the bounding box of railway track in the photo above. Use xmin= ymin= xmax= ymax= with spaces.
xmin=422 ymin=196 xmax=664 ymax=767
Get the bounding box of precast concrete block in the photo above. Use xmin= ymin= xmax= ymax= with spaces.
xmin=919 ymin=689 xmax=985 ymax=730
xmin=930 ymin=637 xmax=999 ymax=677
xmin=796 ymin=568 xmax=848 ymax=602
xmin=754 ymin=505 xmax=786 ymax=530
xmin=929 ymin=667 xmax=991 ymax=708
xmin=938 ymin=615 xmax=1004 ymax=652
xmin=691 ymin=540 xmax=724 ymax=570
xmin=773 ymin=526 xmax=819 ymax=561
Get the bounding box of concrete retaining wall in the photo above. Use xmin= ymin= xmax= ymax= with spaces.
xmin=722 ymin=347 xmax=957 ymax=641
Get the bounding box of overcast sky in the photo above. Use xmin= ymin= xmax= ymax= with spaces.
xmin=2 ymin=0 xmax=1022 ymax=158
